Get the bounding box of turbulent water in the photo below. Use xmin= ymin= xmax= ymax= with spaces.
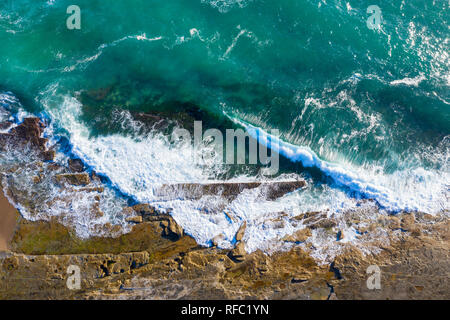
xmin=0 ymin=1 xmax=449 ymax=257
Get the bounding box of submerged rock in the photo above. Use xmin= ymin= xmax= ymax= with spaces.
xmin=68 ymin=158 xmax=85 ymax=173
xmin=154 ymin=180 xmax=306 ymax=201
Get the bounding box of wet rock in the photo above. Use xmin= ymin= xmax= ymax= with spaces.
xmin=410 ymin=226 xmax=422 ymax=237
xmin=129 ymin=204 xmax=184 ymax=240
xmin=167 ymin=218 xmax=184 ymax=238
xmin=157 ymin=217 xmax=184 ymax=241
xmin=0 ymin=118 xmax=43 ymax=149
xmin=68 ymin=158 xmax=85 ymax=173
xmin=228 ymin=241 xmax=246 ymax=263
xmin=55 ymin=173 xmax=91 ymax=186
xmin=90 ymin=171 xmax=104 ymax=183
xmin=309 ymin=218 xmax=337 ymax=230
xmin=0 ymin=117 xmax=56 ymax=163
xmin=91 ymin=204 xmax=104 ymax=218
xmin=32 ymin=176 xmax=41 ymax=184
xmin=0 ymin=121 xmax=13 ymax=131
xmin=42 ymin=150 xmax=55 ymax=162
xmin=333 ymin=218 xmax=449 ymax=300
xmin=401 ymin=213 xmax=416 ymax=231
xmin=78 ymin=187 xmax=104 ymax=193
xmin=154 ymin=180 xmax=306 ymax=201
xmin=10 ymin=118 xmax=44 ymax=145
xmin=120 ymin=207 xmax=135 ymax=217
xmin=282 ymin=228 xmax=312 ymax=243
xmin=387 ymin=216 xmax=401 ymax=230
xmin=235 ymin=222 xmax=247 ymax=241
xmin=293 ymin=212 xmax=326 ymax=227
xmin=47 ymin=163 xmax=64 ymax=171
xmin=132 ymin=204 xmax=157 ymax=216
xmin=262 ymin=181 xmax=307 ymax=200
xmin=126 ymin=216 xmax=143 ymax=224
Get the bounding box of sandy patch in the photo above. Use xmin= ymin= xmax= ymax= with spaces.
xmin=0 ymin=189 xmax=18 ymax=252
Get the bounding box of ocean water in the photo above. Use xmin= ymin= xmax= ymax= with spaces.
xmin=0 ymin=1 xmax=448 ymax=258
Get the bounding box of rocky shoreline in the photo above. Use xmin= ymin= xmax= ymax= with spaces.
xmin=0 ymin=108 xmax=448 ymax=300
xmin=1 ymin=213 xmax=448 ymax=299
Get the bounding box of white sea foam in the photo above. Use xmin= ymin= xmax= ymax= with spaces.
xmin=228 ymin=114 xmax=449 ymax=214
xmin=35 ymin=91 xmax=370 ymax=256
xmin=201 ymin=0 xmax=253 ymax=13
xmin=19 ymin=89 xmax=446 ymax=261
xmin=390 ymin=74 xmax=426 ymax=87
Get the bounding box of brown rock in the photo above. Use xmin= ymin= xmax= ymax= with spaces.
xmin=154 ymin=180 xmax=306 ymax=201
xmin=0 ymin=118 xmax=51 ymax=160
xmin=157 ymin=217 xmax=184 ymax=240
xmin=47 ymin=163 xmax=63 ymax=171
xmin=125 ymin=216 xmax=143 ymax=224
xmin=387 ymin=216 xmax=401 ymax=230
xmin=0 ymin=121 xmax=13 ymax=131
xmin=235 ymin=222 xmax=247 ymax=241
xmin=410 ymin=226 xmax=422 ymax=237
xmin=9 ymin=118 xmax=44 ymax=148
xmin=309 ymin=218 xmax=337 ymax=230
xmin=167 ymin=218 xmax=184 ymax=238
xmin=90 ymin=171 xmax=103 ymax=183
xmin=293 ymin=211 xmax=321 ymax=221
xmin=282 ymin=228 xmax=312 ymax=243
xmin=120 ymin=207 xmax=135 ymax=217
xmin=160 ymin=220 xmax=169 ymax=228
xmin=228 ymin=241 xmax=246 ymax=262
xmin=2 ymin=218 xmax=449 ymax=300
xmin=42 ymin=150 xmax=55 ymax=161
xmin=78 ymin=187 xmax=104 ymax=193
xmin=401 ymin=213 xmax=416 ymax=231
xmin=68 ymin=158 xmax=84 ymax=173
xmin=94 ymin=209 xmax=104 ymax=218
xmin=55 ymin=173 xmax=90 ymax=186
xmin=132 ymin=204 xmax=156 ymax=216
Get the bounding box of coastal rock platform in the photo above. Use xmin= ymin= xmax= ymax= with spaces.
xmin=0 ymin=115 xmax=448 ymax=300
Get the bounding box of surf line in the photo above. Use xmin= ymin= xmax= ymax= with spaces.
xmin=225 ymin=113 xmax=402 ymax=211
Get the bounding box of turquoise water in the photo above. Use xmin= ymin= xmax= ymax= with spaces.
xmin=0 ymin=1 xmax=449 ymax=251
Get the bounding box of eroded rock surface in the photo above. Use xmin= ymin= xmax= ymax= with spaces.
xmin=1 ymin=209 xmax=448 ymax=300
